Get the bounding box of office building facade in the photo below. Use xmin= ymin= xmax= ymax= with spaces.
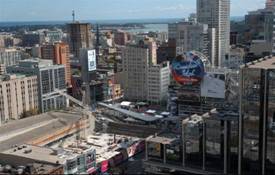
xmin=168 ymin=22 xmax=210 ymax=57
xmin=22 ymin=32 xmax=44 ymax=47
xmin=245 ymin=9 xmax=274 ymax=44
xmin=44 ymin=30 xmax=63 ymax=43
xmin=197 ymin=0 xmax=230 ymax=67
xmin=266 ymin=0 xmax=275 ymax=10
xmin=0 ymin=48 xmax=22 ymax=67
xmin=114 ymin=30 xmax=129 ymax=46
xmin=67 ymin=22 xmax=93 ymax=58
xmin=147 ymin=62 xmax=170 ymax=104
xmin=122 ymin=39 xmax=169 ymax=103
xmin=122 ymin=44 xmax=149 ymax=101
xmin=7 ymin=59 xmax=68 ymax=113
xmin=41 ymin=43 xmax=72 ymax=87
xmin=0 ymin=74 xmax=38 ymax=125
xmin=144 ymin=110 xmax=239 ymax=174
xmin=239 ymin=56 xmax=275 ymax=175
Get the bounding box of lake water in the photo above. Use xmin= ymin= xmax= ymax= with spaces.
xmin=125 ymin=24 xmax=168 ymax=33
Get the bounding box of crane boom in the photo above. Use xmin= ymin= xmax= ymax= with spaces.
xmin=54 ymin=89 xmax=95 ymax=142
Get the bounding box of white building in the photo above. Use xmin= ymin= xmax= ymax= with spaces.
xmin=0 ymin=48 xmax=22 ymax=66
xmin=197 ymin=0 xmax=230 ymax=67
xmin=147 ymin=62 xmax=170 ymax=104
xmin=0 ymin=74 xmax=38 ymax=125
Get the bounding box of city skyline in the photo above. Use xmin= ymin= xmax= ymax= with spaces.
xmin=0 ymin=0 xmax=265 ymax=22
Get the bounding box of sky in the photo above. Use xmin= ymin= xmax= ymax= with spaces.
xmin=0 ymin=0 xmax=266 ymax=22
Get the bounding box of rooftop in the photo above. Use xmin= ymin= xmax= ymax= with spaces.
xmin=146 ymin=133 xmax=179 ymax=145
xmin=0 ymin=111 xmax=82 ymax=152
xmin=243 ymin=56 xmax=275 ymax=69
xmin=2 ymin=144 xmax=67 ymax=165
xmin=0 ymin=74 xmax=33 ymax=81
xmin=98 ymin=102 xmax=160 ymax=122
xmin=61 ymin=133 xmax=141 ymax=163
xmin=0 ymin=162 xmax=62 ymax=175
xmin=7 ymin=58 xmax=65 ymax=70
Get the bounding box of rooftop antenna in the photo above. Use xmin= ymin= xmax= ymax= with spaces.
xmin=72 ymin=10 xmax=75 ymax=22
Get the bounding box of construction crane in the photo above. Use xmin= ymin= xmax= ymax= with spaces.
xmin=55 ymin=89 xmax=95 ymax=142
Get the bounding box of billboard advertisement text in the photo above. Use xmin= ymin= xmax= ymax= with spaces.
xmin=171 ymin=52 xmax=205 ymax=86
xmin=88 ymin=50 xmax=96 ymax=71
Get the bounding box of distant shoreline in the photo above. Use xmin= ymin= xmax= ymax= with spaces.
xmin=0 ymin=17 xmax=244 ymax=27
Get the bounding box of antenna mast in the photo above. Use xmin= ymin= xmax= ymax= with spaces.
xmin=72 ymin=10 xmax=75 ymax=22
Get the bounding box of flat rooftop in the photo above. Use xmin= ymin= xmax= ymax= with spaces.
xmin=0 ymin=111 xmax=82 ymax=152
xmin=2 ymin=144 xmax=66 ymax=165
xmin=0 ymin=162 xmax=61 ymax=175
xmin=85 ymin=133 xmax=140 ymax=163
xmin=244 ymin=56 xmax=275 ymax=69
xmin=146 ymin=133 xmax=179 ymax=145
xmin=98 ymin=102 xmax=160 ymax=122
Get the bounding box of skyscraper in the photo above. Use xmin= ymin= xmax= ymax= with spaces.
xmin=239 ymin=56 xmax=275 ymax=174
xmin=122 ymin=39 xmax=170 ymax=103
xmin=197 ymin=0 xmax=230 ymax=67
xmin=41 ymin=43 xmax=72 ymax=87
xmin=67 ymin=22 xmax=93 ymax=58
xmin=168 ymin=22 xmax=215 ymax=60
xmin=266 ymin=0 xmax=275 ymax=10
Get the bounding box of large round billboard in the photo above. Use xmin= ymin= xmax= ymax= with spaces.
xmin=171 ymin=52 xmax=205 ymax=86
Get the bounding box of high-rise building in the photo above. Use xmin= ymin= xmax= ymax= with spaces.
xmin=122 ymin=43 xmax=150 ymax=101
xmin=22 ymin=32 xmax=45 ymax=47
xmin=147 ymin=62 xmax=170 ymax=104
xmin=0 ymin=74 xmax=38 ymax=125
xmin=266 ymin=0 xmax=275 ymax=10
xmin=239 ymin=56 xmax=275 ymax=174
xmin=41 ymin=43 xmax=72 ymax=87
xmin=168 ymin=22 xmax=215 ymax=60
xmin=43 ymin=30 xmax=63 ymax=43
xmin=168 ymin=22 xmax=207 ymax=54
xmin=157 ymin=43 xmax=177 ymax=64
xmin=143 ymin=109 xmax=239 ymax=174
xmin=122 ymin=39 xmax=170 ymax=103
xmin=271 ymin=1 xmax=275 ymax=56
xmin=67 ymin=22 xmax=93 ymax=58
xmin=197 ymin=0 xmax=230 ymax=67
xmin=0 ymin=48 xmax=22 ymax=67
xmin=245 ymin=9 xmax=274 ymax=43
xmin=114 ymin=30 xmax=129 ymax=46
xmin=7 ymin=59 xmax=68 ymax=113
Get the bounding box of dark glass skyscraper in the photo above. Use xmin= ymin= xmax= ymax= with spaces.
xmin=239 ymin=56 xmax=275 ymax=175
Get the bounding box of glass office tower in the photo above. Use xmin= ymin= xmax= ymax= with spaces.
xmin=239 ymin=57 xmax=275 ymax=175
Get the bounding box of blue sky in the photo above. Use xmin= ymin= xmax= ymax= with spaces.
xmin=0 ymin=0 xmax=266 ymax=22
